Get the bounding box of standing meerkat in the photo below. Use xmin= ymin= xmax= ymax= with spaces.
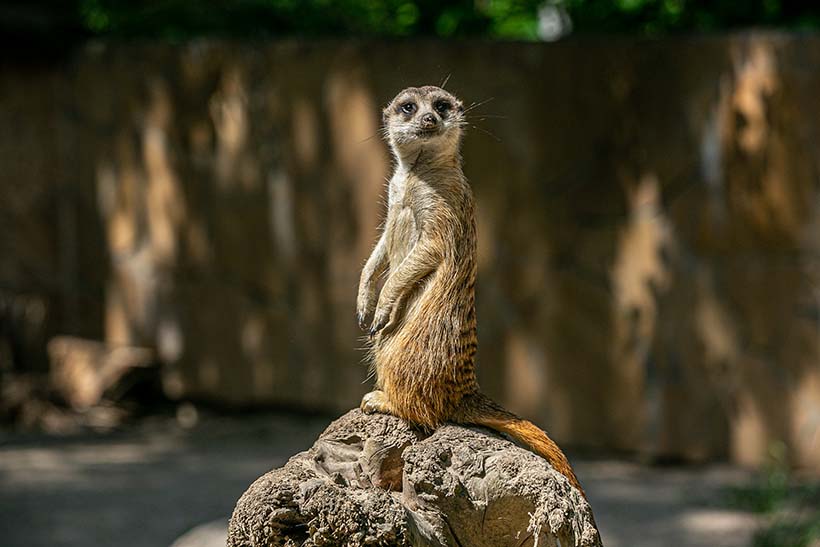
xmin=357 ymin=85 xmax=584 ymax=495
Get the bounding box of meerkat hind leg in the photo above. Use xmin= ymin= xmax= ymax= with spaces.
xmin=360 ymin=390 xmax=394 ymax=415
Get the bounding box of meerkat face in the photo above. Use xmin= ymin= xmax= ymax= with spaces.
xmin=383 ymin=85 xmax=465 ymax=156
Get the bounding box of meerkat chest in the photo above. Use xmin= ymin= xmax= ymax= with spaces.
xmin=385 ymin=174 xmax=423 ymax=267
xmin=386 ymin=206 xmax=419 ymax=267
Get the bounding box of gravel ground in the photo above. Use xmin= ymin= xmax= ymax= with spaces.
xmin=0 ymin=411 xmax=759 ymax=547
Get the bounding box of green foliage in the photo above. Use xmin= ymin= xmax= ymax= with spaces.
xmin=5 ymin=0 xmax=820 ymax=42
xmin=72 ymin=0 xmax=542 ymax=39
xmin=561 ymin=0 xmax=820 ymax=34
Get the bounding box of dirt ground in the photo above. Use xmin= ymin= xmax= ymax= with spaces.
xmin=0 ymin=411 xmax=759 ymax=547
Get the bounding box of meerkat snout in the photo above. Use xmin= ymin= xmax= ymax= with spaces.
xmin=420 ymin=112 xmax=439 ymax=129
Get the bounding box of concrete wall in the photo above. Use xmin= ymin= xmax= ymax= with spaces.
xmin=2 ymin=35 xmax=820 ymax=469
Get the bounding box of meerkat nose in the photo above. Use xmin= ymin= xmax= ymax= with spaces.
xmin=421 ymin=113 xmax=438 ymax=129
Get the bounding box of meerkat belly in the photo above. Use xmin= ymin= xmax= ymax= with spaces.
xmin=376 ymin=270 xmax=478 ymax=427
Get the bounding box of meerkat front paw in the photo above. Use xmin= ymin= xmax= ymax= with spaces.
xmin=356 ymin=286 xmax=376 ymax=330
xmin=360 ymin=390 xmax=391 ymax=414
xmin=369 ymin=307 xmax=391 ymax=337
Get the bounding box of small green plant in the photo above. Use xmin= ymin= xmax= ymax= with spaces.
xmin=724 ymin=442 xmax=820 ymax=547
xmin=753 ymin=519 xmax=820 ymax=547
xmin=726 ymin=441 xmax=790 ymax=514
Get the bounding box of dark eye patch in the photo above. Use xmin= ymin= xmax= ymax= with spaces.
xmin=433 ymin=100 xmax=452 ymax=115
xmin=400 ymin=102 xmax=417 ymax=115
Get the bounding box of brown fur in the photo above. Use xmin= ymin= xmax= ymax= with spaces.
xmin=356 ymin=85 xmax=584 ymax=495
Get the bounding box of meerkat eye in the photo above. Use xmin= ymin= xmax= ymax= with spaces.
xmin=400 ymin=102 xmax=417 ymax=115
xmin=434 ymin=100 xmax=452 ymax=115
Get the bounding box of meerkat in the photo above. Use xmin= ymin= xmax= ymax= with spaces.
xmin=356 ymin=85 xmax=584 ymax=495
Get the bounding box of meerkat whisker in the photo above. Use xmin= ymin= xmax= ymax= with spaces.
xmin=468 ymin=123 xmax=502 ymax=142
xmin=358 ymin=132 xmax=382 ymax=144
xmin=462 ymin=97 xmax=494 ymax=114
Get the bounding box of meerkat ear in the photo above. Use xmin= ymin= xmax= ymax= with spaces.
xmin=382 ymin=107 xmax=390 ymax=125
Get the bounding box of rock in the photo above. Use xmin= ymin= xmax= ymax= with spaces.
xmin=47 ymin=336 xmax=154 ymax=410
xmin=228 ymin=409 xmax=602 ymax=547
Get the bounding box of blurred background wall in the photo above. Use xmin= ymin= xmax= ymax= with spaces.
xmin=1 ymin=4 xmax=820 ymax=472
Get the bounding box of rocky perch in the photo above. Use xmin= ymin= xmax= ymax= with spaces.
xmin=228 ymin=409 xmax=602 ymax=547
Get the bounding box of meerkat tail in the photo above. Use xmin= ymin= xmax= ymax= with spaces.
xmin=458 ymin=394 xmax=585 ymax=496
xmin=481 ymin=416 xmax=585 ymax=496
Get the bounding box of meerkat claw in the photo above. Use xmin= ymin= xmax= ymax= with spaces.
xmin=357 ymin=312 xmax=367 ymax=330
xmin=371 ymin=313 xmax=389 ymax=335
xmin=360 ymin=390 xmax=388 ymax=414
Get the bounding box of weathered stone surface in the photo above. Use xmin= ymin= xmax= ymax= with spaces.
xmin=227 ymin=410 xmax=601 ymax=547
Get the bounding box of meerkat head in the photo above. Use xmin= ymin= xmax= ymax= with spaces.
xmin=383 ymin=85 xmax=465 ymax=161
